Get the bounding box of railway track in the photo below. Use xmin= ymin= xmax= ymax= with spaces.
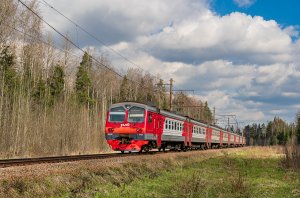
xmin=0 ymin=147 xmax=241 ymax=168
xmin=0 ymin=153 xmax=135 ymax=168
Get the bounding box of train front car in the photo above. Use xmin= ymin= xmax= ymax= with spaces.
xmin=105 ymin=102 xmax=149 ymax=153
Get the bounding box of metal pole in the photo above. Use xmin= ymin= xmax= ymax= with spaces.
xmin=228 ymin=117 xmax=230 ymax=132
xmin=213 ymin=107 xmax=215 ymax=125
xmin=169 ymin=78 xmax=173 ymax=111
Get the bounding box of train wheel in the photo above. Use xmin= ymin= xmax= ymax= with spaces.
xmin=121 ymin=151 xmax=125 ymax=154
xmin=143 ymin=145 xmax=150 ymax=153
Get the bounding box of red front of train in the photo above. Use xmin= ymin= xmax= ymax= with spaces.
xmin=105 ymin=102 xmax=163 ymax=152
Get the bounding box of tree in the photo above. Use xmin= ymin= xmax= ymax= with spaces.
xmin=156 ymin=79 xmax=168 ymax=109
xmin=80 ymin=52 xmax=92 ymax=70
xmin=75 ymin=52 xmax=93 ymax=105
xmin=297 ymin=113 xmax=300 ymax=145
xmin=277 ymin=131 xmax=288 ymax=145
xmin=49 ymin=64 xmax=64 ymax=100
xmin=203 ymin=101 xmax=213 ymax=124
xmin=266 ymin=121 xmax=272 ymax=144
xmin=119 ymin=75 xmax=130 ymax=102
xmin=0 ymin=0 xmax=17 ymax=43
xmin=32 ymin=77 xmax=47 ymax=105
xmin=136 ymin=77 xmax=145 ymax=102
xmin=0 ymin=45 xmax=19 ymax=97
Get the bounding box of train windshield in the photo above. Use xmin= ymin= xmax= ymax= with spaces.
xmin=109 ymin=106 xmax=125 ymax=122
xmin=128 ymin=106 xmax=145 ymax=123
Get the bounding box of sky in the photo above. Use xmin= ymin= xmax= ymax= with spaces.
xmin=39 ymin=0 xmax=300 ymax=126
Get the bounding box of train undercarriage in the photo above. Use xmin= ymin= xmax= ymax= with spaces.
xmin=108 ymin=136 xmax=244 ymax=154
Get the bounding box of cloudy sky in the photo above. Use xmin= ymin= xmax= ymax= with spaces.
xmin=39 ymin=0 xmax=300 ymax=125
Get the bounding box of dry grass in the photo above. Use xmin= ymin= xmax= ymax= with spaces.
xmin=0 ymin=148 xmax=245 ymax=197
xmin=283 ymin=144 xmax=300 ymax=170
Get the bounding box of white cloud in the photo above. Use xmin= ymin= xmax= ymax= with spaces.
xmin=233 ymin=0 xmax=256 ymax=8
xmin=142 ymin=12 xmax=293 ymax=65
xmin=40 ymin=0 xmax=300 ymax=123
xmin=282 ymin=92 xmax=300 ymax=97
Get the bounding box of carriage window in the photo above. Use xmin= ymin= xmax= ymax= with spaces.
xmin=109 ymin=106 xmax=125 ymax=122
xmin=148 ymin=113 xmax=152 ymax=123
xmin=128 ymin=106 xmax=145 ymax=123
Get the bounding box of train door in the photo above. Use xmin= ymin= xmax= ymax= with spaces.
xmin=146 ymin=111 xmax=154 ymax=134
xmin=183 ymin=120 xmax=189 ymax=147
xmin=220 ymin=130 xmax=223 ymax=146
xmin=153 ymin=113 xmax=163 ymax=148
xmin=234 ymin=135 xmax=236 ymax=146
xmin=187 ymin=119 xmax=192 ymax=147
xmin=206 ymin=127 xmax=212 ymax=148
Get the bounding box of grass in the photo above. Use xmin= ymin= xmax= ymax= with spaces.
xmin=1 ymin=147 xmax=299 ymax=197
xmin=93 ymin=148 xmax=300 ymax=198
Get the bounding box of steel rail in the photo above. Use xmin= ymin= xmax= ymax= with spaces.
xmin=0 ymin=146 xmax=244 ymax=168
xmin=0 ymin=153 xmax=134 ymax=168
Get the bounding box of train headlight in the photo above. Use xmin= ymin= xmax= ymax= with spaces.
xmin=136 ymin=128 xmax=142 ymax=133
xmin=108 ymin=128 xmax=114 ymax=132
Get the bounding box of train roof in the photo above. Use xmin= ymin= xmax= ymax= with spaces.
xmin=109 ymin=102 xmax=240 ymax=134
xmin=109 ymin=102 xmax=157 ymax=111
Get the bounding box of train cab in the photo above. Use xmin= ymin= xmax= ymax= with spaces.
xmin=105 ymin=102 xmax=155 ymax=152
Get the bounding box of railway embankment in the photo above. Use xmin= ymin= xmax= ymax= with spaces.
xmin=0 ymin=147 xmax=299 ymax=197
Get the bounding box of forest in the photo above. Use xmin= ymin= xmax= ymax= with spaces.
xmin=0 ymin=0 xmax=213 ymax=158
xmin=244 ymin=116 xmax=300 ymax=146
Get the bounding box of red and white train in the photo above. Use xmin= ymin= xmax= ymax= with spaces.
xmin=105 ymin=102 xmax=245 ymax=153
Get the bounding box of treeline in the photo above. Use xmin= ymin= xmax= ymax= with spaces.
xmin=0 ymin=0 xmax=212 ymax=158
xmin=173 ymin=92 xmax=213 ymax=123
xmin=244 ymin=115 xmax=300 ymax=146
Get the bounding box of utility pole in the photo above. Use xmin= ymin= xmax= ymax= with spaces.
xmin=169 ymin=78 xmax=173 ymax=111
xmin=213 ymin=107 xmax=215 ymax=125
xmin=228 ymin=117 xmax=230 ymax=132
xmin=156 ymin=78 xmax=193 ymax=112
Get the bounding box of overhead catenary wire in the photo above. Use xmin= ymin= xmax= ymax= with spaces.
xmin=39 ymin=0 xmax=146 ymax=72
xmin=3 ymin=22 xmax=83 ymax=61
xmin=17 ymin=0 xmax=162 ymax=93
xmin=17 ymin=0 xmax=122 ymax=78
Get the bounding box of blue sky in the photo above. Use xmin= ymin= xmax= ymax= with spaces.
xmin=213 ymin=0 xmax=300 ymax=28
xmin=41 ymin=0 xmax=300 ymax=126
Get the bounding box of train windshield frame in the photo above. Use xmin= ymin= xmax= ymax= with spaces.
xmin=128 ymin=106 xmax=145 ymax=123
xmin=109 ymin=106 xmax=126 ymax=122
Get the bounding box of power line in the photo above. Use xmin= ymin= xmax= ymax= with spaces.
xmin=3 ymin=22 xmax=83 ymax=60
xmin=18 ymin=0 xmax=123 ymax=78
xmin=18 ymin=0 xmax=165 ymax=94
xmin=39 ymin=0 xmax=146 ymax=72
